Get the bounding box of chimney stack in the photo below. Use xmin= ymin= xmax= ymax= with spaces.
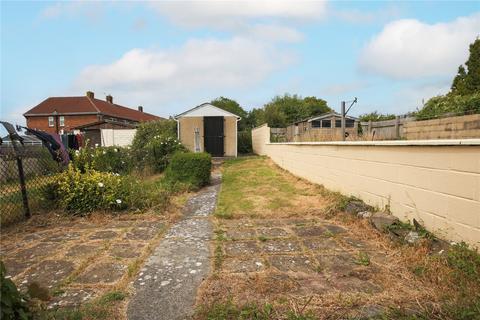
xmin=86 ymin=91 xmax=94 ymax=99
xmin=138 ymin=106 xmax=143 ymax=112
xmin=106 ymin=95 xmax=113 ymax=104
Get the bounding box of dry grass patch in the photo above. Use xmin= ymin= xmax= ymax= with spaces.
xmin=198 ymin=156 xmax=480 ymax=319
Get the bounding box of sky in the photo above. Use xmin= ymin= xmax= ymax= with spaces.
xmin=1 ymin=0 xmax=479 ymax=126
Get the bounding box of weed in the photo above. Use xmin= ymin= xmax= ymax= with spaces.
xmin=258 ymin=235 xmax=269 ymax=242
xmin=355 ymin=252 xmax=370 ymax=266
xmin=446 ymin=242 xmax=480 ymax=281
xmin=98 ymin=291 xmax=126 ymax=305
xmin=214 ymin=229 xmax=226 ymax=270
xmin=323 ymin=230 xmax=334 ymax=238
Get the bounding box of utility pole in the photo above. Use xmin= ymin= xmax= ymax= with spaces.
xmin=341 ymin=98 xmax=358 ymax=141
xmin=341 ymin=101 xmax=346 ymax=141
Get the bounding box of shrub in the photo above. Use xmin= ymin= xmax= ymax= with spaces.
xmin=72 ymin=144 xmax=132 ymax=175
xmin=165 ymin=152 xmax=212 ymax=189
xmin=416 ymin=92 xmax=480 ymax=120
xmin=53 ymin=165 xmax=129 ymax=215
xmin=145 ymin=136 xmax=187 ymax=173
xmin=237 ymin=131 xmax=252 ymax=154
xmin=131 ymin=120 xmax=178 ymax=171
xmin=1 ymin=261 xmax=30 ymax=320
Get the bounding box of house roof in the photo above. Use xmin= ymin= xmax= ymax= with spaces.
xmin=23 ymin=96 xmax=162 ymax=122
xmin=74 ymin=119 xmax=137 ymax=130
xmin=174 ymin=103 xmax=241 ymax=119
xmin=307 ymin=112 xmax=358 ymax=122
xmin=1 ymin=135 xmax=42 ymax=146
xmin=290 ymin=112 xmax=359 ymax=125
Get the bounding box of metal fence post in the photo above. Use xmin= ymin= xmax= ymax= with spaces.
xmin=16 ymin=155 xmax=30 ymax=219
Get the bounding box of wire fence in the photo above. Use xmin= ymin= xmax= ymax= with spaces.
xmin=0 ymin=141 xmax=63 ymax=226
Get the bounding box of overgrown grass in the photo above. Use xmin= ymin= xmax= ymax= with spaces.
xmin=215 ymin=157 xmax=326 ymax=219
xmin=34 ymin=290 xmax=126 ymax=320
xmin=196 ymin=299 xmax=317 ymax=320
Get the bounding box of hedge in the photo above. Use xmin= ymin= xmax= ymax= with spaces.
xmin=165 ymin=152 xmax=212 ymax=189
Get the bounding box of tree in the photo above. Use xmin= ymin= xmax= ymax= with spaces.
xmin=262 ymin=94 xmax=331 ymax=127
xmin=210 ymin=97 xmax=249 ymax=131
xmin=419 ymin=38 xmax=480 ymax=119
xmin=359 ymin=111 xmax=396 ymax=122
xmin=451 ymin=38 xmax=480 ymax=96
xmin=451 ymin=65 xmax=468 ymax=95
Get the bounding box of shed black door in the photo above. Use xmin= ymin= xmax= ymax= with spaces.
xmin=204 ymin=116 xmax=224 ymax=156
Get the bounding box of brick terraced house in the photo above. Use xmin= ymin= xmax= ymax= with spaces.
xmin=23 ymin=91 xmax=162 ymax=134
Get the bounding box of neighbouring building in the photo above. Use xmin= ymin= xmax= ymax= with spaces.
xmin=174 ymin=103 xmax=241 ymax=157
xmin=23 ymin=91 xmax=162 ymax=146
xmin=286 ymin=112 xmax=359 ymax=142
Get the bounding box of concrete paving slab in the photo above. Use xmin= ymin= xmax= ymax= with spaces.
xmin=127 ymin=174 xmax=221 ymax=320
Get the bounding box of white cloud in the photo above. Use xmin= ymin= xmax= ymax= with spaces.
xmin=246 ymin=24 xmax=303 ymax=43
xmin=39 ymin=1 xmax=104 ymax=21
xmin=150 ymin=0 xmax=327 ymax=29
xmin=396 ymin=81 xmax=451 ymax=112
xmin=359 ymin=13 xmax=480 ymax=79
xmin=73 ymin=37 xmax=295 ymax=113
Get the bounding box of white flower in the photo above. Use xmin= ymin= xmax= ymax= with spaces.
xmin=98 ymin=182 xmax=104 ymax=188
xmin=102 ymin=151 xmax=106 ymax=154
xmin=116 ymin=199 xmax=122 ymax=204
xmin=75 ymin=150 xmax=80 ymax=155
xmin=95 ymin=143 xmax=99 ymax=147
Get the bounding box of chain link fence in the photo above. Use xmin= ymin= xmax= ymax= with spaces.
xmin=0 ymin=141 xmax=64 ymax=226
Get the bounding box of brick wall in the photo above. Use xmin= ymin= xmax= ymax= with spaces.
xmin=252 ymin=124 xmax=480 ymax=248
xmin=26 ymin=115 xmax=100 ymax=133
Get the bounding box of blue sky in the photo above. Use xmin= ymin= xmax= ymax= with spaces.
xmin=1 ymin=1 xmax=479 ymax=125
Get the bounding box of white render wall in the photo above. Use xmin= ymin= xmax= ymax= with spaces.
xmin=100 ymin=129 xmax=136 ymax=147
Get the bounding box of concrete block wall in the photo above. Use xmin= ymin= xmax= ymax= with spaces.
xmin=404 ymin=114 xmax=480 ymax=140
xmin=252 ymin=124 xmax=480 ymax=248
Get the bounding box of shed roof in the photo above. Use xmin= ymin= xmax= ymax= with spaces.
xmin=174 ymin=103 xmax=241 ymax=119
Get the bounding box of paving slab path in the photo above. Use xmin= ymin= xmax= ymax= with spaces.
xmin=127 ymin=174 xmax=221 ymax=320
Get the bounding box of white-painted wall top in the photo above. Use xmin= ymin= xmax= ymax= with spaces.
xmin=174 ymin=103 xmax=241 ymax=119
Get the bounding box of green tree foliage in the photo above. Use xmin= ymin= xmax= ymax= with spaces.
xmin=210 ymin=97 xmax=249 ymax=131
xmin=262 ymin=94 xmax=331 ymax=127
xmin=415 ymin=93 xmax=480 ymax=120
xmin=451 ymin=38 xmax=480 ymax=96
xmin=359 ymin=111 xmax=396 ymax=122
xmin=418 ymin=38 xmax=480 ymax=119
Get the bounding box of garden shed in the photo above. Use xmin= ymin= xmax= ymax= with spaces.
xmin=174 ymin=103 xmax=241 ymax=157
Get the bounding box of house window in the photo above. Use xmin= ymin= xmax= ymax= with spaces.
xmin=311 ymin=120 xmax=321 ymax=128
xmin=48 ymin=116 xmax=54 ymax=127
xmin=335 ymin=119 xmax=355 ymax=128
xmin=321 ymin=120 xmax=331 ymax=128
xmin=59 ymin=116 xmax=65 ymax=127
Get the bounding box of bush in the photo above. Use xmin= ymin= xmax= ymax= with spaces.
xmin=145 ymin=136 xmax=187 ymax=173
xmin=1 ymin=261 xmax=30 ymax=320
xmin=131 ymin=120 xmax=179 ymax=171
xmin=72 ymin=145 xmax=132 ymax=175
xmin=165 ymin=152 xmax=212 ymax=189
xmin=53 ymin=165 xmax=130 ymax=215
xmin=416 ymin=93 xmax=480 ymax=120
xmin=237 ymin=131 xmax=252 ymax=154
